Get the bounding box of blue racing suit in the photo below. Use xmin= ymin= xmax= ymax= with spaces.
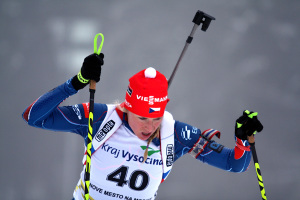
xmin=22 ymin=78 xmax=251 ymax=180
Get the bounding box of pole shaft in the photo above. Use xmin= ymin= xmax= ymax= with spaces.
xmin=84 ymin=80 xmax=96 ymax=200
xmin=168 ymin=24 xmax=199 ymax=88
xmin=248 ymin=135 xmax=267 ymax=200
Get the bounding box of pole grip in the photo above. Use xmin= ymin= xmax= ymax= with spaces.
xmin=89 ymin=80 xmax=96 ymax=90
xmin=193 ymin=10 xmax=215 ymax=31
xmin=248 ymin=134 xmax=255 ymax=144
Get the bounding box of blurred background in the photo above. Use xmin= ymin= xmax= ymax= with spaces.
xmin=1 ymin=0 xmax=299 ymax=199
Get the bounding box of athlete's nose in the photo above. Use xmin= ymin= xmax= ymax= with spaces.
xmin=144 ymin=119 xmax=155 ymax=133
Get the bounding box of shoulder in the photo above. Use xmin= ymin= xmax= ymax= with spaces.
xmin=75 ymin=103 xmax=108 ymax=122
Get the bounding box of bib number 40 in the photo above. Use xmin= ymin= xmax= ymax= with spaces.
xmin=107 ymin=165 xmax=149 ymax=191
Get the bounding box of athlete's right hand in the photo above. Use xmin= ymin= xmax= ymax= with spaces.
xmin=71 ymin=53 xmax=104 ymax=90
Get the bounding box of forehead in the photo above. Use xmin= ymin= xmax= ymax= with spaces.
xmin=128 ymin=111 xmax=162 ymax=119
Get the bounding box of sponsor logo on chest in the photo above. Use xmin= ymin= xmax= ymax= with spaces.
xmin=100 ymin=142 xmax=162 ymax=165
xmin=166 ymin=144 xmax=174 ymax=167
xmin=95 ymin=120 xmax=116 ymax=142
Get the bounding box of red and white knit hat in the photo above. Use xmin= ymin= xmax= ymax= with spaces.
xmin=124 ymin=67 xmax=169 ymax=118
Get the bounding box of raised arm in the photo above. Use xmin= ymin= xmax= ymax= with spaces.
xmin=22 ymin=53 xmax=105 ymax=136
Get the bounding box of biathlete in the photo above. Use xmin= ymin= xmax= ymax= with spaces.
xmin=22 ymin=53 xmax=263 ymax=200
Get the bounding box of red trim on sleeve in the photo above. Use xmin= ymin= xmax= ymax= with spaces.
xmin=23 ymin=99 xmax=38 ymax=122
xmin=234 ymin=138 xmax=250 ymax=160
xmin=82 ymin=103 xmax=89 ymax=118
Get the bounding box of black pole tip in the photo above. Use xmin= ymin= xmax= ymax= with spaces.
xmin=193 ymin=10 xmax=216 ymax=31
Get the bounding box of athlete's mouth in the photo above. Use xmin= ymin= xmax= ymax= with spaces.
xmin=142 ymin=132 xmax=152 ymax=136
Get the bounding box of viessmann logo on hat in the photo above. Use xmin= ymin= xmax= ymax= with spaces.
xmin=136 ymin=95 xmax=168 ymax=105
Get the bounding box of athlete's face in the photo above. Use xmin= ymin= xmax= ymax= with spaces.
xmin=127 ymin=111 xmax=163 ymax=141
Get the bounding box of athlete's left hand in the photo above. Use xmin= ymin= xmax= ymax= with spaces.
xmin=235 ymin=110 xmax=263 ymax=140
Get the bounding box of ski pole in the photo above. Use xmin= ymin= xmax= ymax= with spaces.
xmin=168 ymin=10 xmax=215 ymax=88
xmin=84 ymin=33 xmax=104 ymax=200
xmin=248 ymin=135 xmax=267 ymax=200
xmin=167 ymin=10 xmax=267 ymax=200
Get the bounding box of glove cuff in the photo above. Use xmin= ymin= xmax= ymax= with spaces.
xmin=234 ymin=137 xmax=250 ymax=160
xmin=77 ymin=71 xmax=89 ymax=84
xmin=235 ymin=137 xmax=250 ymax=151
xmin=71 ymin=75 xmax=89 ymax=90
